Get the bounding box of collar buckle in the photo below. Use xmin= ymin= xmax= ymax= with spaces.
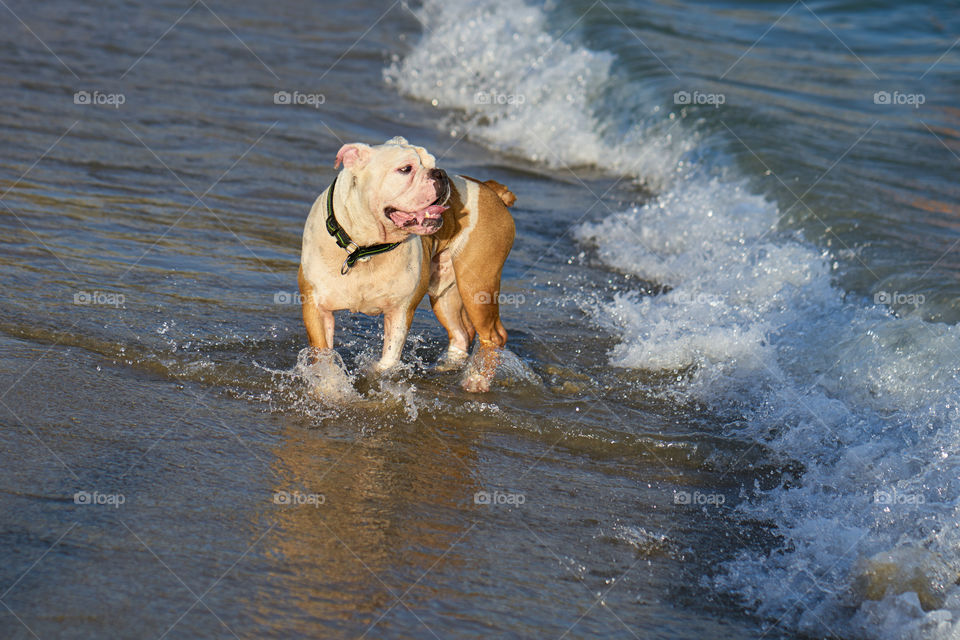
xmin=340 ymin=242 xmax=360 ymax=275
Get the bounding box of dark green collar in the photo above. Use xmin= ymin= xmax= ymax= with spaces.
xmin=325 ymin=175 xmax=401 ymax=275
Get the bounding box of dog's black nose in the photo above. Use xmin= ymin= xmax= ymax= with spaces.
xmin=429 ymin=168 xmax=446 ymax=181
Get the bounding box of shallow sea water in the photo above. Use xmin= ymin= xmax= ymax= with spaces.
xmin=3 ymin=1 xmax=960 ymax=638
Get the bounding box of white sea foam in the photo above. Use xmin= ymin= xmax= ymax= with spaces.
xmin=385 ymin=0 xmax=693 ymax=191
xmin=584 ymin=173 xmax=960 ymax=637
xmin=391 ymin=1 xmax=960 ymax=638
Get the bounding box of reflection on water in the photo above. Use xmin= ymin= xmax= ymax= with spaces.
xmin=255 ymin=418 xmax=480 ymax=636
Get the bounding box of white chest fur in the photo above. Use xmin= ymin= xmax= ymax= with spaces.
xmin=300 ymin=190 xmax=423 ymax=315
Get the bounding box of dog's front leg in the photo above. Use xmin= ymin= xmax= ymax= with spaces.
xmin=375 ymin=306 xmax=416 ymax=373
xmin=299 ymin=265 xmax=334 ymax=353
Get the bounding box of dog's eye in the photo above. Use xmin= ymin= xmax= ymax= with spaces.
xmin=398 ymin=165 xmax=413 ymax=174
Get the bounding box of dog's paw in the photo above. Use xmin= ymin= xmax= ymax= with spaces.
xmin=365 ymin=360 xmax=398 ymax=379
xmin=460 ymin=343 xmax=500 ymax=392
xmin=434 ymin=346 xmax=469 ymax=372
xmin=299 ymin=348 xmax=359 ymax=402
xmin=461 ymin=372 xmax=492 ymax=393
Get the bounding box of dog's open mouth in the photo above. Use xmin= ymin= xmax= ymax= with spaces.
xmin=383 ymin=195 xmax=447 ymax=234
xmin=383 ymin=170 xmax=451 ymax=235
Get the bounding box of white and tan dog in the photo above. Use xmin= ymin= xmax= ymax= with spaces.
xmin=298 ymin=137 xmax=516 ymax=392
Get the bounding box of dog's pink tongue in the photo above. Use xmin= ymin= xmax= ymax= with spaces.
xmin=391 ymin=205 xmax=447 ymax=227
xmin=419 ymin=204 xmax=447 ymax=218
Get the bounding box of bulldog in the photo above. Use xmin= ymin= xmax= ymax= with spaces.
xmin=298 ymin=137 xmax=516 ymax=393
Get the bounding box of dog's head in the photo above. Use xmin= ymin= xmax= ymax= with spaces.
xmin=335 ymin=136 xmax=449 ymax=236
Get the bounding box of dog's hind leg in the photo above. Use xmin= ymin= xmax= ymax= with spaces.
xmin=429 ymin=251 xmax=475 ymax=370
xmin=450 ymin=189 xmax=515 ymax=392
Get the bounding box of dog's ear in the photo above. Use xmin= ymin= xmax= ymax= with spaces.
xmin=413 ymin=145 xmax=437 ymax=169
xmin=335 ymin=143 xmax=372 ymax=170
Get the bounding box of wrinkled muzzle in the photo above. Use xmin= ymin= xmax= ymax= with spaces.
xmin=383 ymin=168 xmax=450 ymax=235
